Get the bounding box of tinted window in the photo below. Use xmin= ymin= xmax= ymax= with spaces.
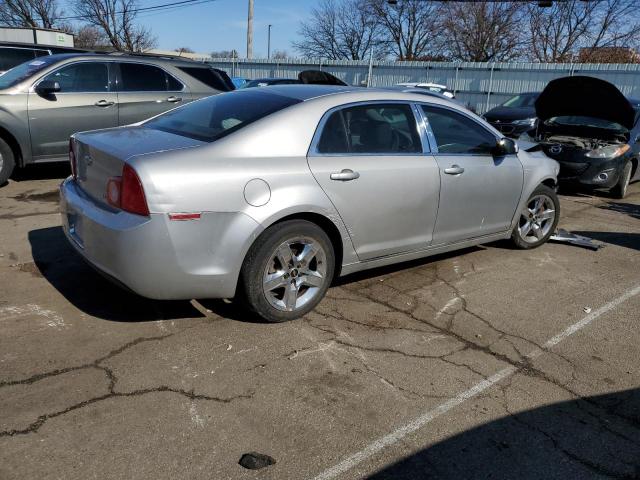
xmin=42 ymin=62 xmax=109 ymax=92
xmin=145 ymin=90 xmax=301 ymax=142
xmin=0 ymin=48 xmax=37 ymax=71
xmin=167 ymin=73 xmax=183 ymax=91
xmin=120 ymin=63 xmax=178 ymax=91
xmin=0 ymin=55 xmax=62 ymax=89
xmin=178 ymin=67 xmax=233 ymax=91
xmin=422 ymin=106 xmax=496 ymax=154
xmin=503 ymin=93 xmax=537 ymax=108
xmin=318 ymin=104 xmax=421 ymax=154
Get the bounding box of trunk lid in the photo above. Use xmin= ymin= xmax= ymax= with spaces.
xmin=73 ymin=126 xmax=205 ymax=205
xmin=535 ymin=76 xmax=635 ymax=130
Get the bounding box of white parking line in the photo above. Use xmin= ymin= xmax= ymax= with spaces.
xmin=311 ymin=283 xmax=640 ymax=480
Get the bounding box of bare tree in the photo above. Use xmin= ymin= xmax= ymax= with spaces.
xmin=441 ymin=1 xmax=525 ymax=62
xmin=210 ymin=49 xmax=238 ymax=58
xmin=74 ymin=25 xmax=109 ymax=48
xmin=271 ymin=49 xmax=288 ymax=59
xmin=293 ymin=0 xmax=386 ymax=60
xmin=0 ymin=0 xmax=61 ymax=28
xmin=367 ymin=0 xmax=445 ymax=60
xmin=174 ymin=47 xmax=194 ymax=54
xmin=527 ymin=0 xmax=640 ymax=62
xmin=73 ymin=0 xmax=156 ymax=52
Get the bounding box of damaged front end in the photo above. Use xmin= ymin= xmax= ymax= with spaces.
xmin=529 ymin=76 xmax=636 ymax=189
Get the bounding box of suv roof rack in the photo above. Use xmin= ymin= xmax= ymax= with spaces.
xmin=106 ymin=51 xmax=200 ymax=62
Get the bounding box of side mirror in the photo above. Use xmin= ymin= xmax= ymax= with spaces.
xmin=35 ymin=80 xmax=60 ymax=95
xmin=492 ymin=137 xmax=518 ymax=156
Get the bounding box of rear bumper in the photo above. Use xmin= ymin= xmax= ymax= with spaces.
xmin=60 ymin=177 xmax=262 ymax=300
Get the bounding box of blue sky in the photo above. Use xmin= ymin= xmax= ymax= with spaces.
xmin=130 ymin=0 xmax=314 ymax=56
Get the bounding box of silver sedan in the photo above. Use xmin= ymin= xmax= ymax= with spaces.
xmin=60 ymin=86 xmax=560 ymax=322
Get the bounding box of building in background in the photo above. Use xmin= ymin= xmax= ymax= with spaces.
xmin=0 ymin=27 xmax=74 ymax=48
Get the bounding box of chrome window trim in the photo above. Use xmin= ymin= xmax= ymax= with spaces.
xmin=308 ymin=100 xmax=428 ymax=157
xmin=416 ymin=102 xmax=503 ymax=157
xmin=31 ymin=60 xmax=113 ymax=94
xmin=116 ymin=61 xmax=186 ymax=93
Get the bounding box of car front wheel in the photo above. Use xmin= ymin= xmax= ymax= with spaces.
xmin=611 ymin=160 xmax=632 ymax=199
xmin=240 ymin=220 xmax=335 ymax=322
xmin=511 ymin=185 xmax=560 ymax=249
xmin=0 ymin=137 xmax=16 ymax=186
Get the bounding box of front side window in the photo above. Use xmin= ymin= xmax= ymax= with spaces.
xmin=119 ymin=63 xmax=182 ymax=92
xmin=317 ymin=103 xmax=421 ymax=154
xmin=421 ymin=106 xmax=496 ymax=154
xmin=42 ymin=62 xmax=109 ymax=92
xmin=144 ymin=89 xmax=301 ymax=142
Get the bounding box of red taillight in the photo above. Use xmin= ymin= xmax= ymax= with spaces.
xmin=69 ymin=139 xmax=77 ymax=179
xmin=105 ymin=164 xmax=149 ymax=216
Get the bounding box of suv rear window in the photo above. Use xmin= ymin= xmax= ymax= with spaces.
xmin=120 ymin=63 xmax=183 ymax=92
xmin=178 ymin=66 xmax=234 ymax=91
xmin=144 ymin=89 xmax=301 ymax=142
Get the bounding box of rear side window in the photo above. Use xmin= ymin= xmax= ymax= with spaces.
xmin=178 ymin=67 xmax=233 ymax=91
xmin=422 ymin=106 xmax=496 ymax=154
xmin=145 ymin=89 xmax=301 ymax=142
xmin=317 ymin=103 xmax=421 ymax=154
xmin=42 ymin=62 xmax=109 ymax=92
xmin=119 ymin=63 xmax=183 ymax=92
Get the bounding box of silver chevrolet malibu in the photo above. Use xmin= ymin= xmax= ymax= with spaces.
xmin=60 ymin=85 xmax=560 ymax=322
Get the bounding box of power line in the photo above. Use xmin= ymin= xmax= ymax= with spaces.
xmin=57 ymin=0 xmax=217 ymax=21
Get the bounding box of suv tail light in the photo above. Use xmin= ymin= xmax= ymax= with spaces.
xmin=105 ymin=164 xmax=149 ymax=216
xmin=69 ymin=139 xmax=77 ymax=180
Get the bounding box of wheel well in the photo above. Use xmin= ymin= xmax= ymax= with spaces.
xmin=541 ymin=178 xmax=556 ymax=189
xmin=631 ymin=158 xmax=638 ymax=179
xmin=0 ymin=127 xmax=22 ymax=167
xmin=270 ymin=212 xmax=344 ymax=278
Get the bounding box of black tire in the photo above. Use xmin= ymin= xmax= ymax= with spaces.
xmin=610 ymin=160 xmax=632 ymax=199
xmin=240 ymin=220 xmax=335 ymax=323
xmin=511 ymin=184 xmax=560 ymax=250
xmin=0 ymin=137 xmax=15 ymax=186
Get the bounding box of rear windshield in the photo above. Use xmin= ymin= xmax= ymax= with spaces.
xmin=144 ymin=89 xmax=301 ymax=142
xmin=546 ymin=116 xmax=627 ymax=132
xmin=0 ymin=55 xmax=60 ymax=89
xmin=178 ymin=66 xmax=235 ymax=92
xmin=503 ymin=94 xmax=537 ymax=108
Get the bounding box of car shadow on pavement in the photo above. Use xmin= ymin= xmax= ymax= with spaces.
xmin=574 ymin=231 xmax=640 ymax=252
xmin=28 ymin=226 xmax=204 ymax=322
xmin=11 ymin=163 xmax=71 ymax=182
xmin=368 ymin=388 xmax=640 ymax=480
xmin=598 ymin=201 xmax=640 ymax=221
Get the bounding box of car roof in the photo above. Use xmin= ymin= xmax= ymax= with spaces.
xmin=38 ymin=52 xmax=204 ymax=67
xmin=246 ymin=84 xmax=463 ymax=108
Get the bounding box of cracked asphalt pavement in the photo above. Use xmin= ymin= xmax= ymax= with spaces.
xmin=1 ymin=166 xmax=639 ymax=480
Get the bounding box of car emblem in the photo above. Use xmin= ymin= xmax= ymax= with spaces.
xmin=84 ymin=154 xmax=93 ymax=166
xmin=549 ymin=144 xmax=562 ymax=155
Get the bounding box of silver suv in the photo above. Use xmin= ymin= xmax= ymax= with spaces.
xmin=0 ymin=53 xmax=234 ymax=184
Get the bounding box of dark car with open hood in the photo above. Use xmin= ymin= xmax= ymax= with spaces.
xmin=528 ymin=76 xmax=640 ymax=198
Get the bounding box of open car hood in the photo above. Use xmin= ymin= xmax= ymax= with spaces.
xmin=298 ymin=70 xmax=347 ymax=86
xmin=535 ymin=76 xmax=634 ymax=129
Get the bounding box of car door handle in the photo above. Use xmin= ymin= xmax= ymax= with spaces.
xmin=167 ymin=96 xmax=182 ymax=103
xmin=330 ymin=169 xmax=360 ymax=181
xmin=94 ymin=100 xmax=115 ymax=107
xmin=444 ymin=165 xmax=465 ymax=175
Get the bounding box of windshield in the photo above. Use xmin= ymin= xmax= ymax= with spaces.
xmin=144 ymin=89 xmax=302 ymax=142
xmin=503 ymin=94 xmax=537 ymax=108
xmin=545 ymin=115 xmax=627 ymax=132
xmin=0 ymin=56 xmax=60 ymax=89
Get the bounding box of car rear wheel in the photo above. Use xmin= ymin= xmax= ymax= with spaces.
xmin=511 ymin=185 xmax=559 ymax=249
xmin=0 ymin=137 xmax=15 ymax=186
xmin=240 ymin=220 xmax=335 ymax=322
xmin=611 ymin=160 xmax=632 ymax=199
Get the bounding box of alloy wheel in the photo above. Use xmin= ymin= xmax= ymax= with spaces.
xmin=262 ymin=236 xmax=328 ymax=312
xmin=517 ymin=194 xmax=556 ymax=244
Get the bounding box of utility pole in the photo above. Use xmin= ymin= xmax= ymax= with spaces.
xmin=247 ymin=0 xmax=254 ymax=59
xmin=267 ymin=24 xmax=272 ymax=59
